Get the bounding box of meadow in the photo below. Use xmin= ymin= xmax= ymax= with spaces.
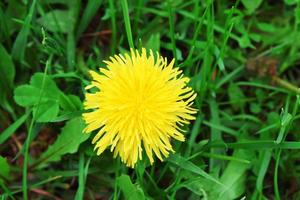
xmin=1 ymin=0 xmax=300 ymax=199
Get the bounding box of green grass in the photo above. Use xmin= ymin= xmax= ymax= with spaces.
xmin=1 ymin=0 xmax=300 ymax=199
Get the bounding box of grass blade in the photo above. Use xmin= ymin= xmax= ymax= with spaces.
xmin=121 ymin=0 xmax=134 ymax=48
xmin=168 ymin=154 xmax=223 ymax=186
xmin=76 ymin=0 xmax=103 ymax=40
xmin=75 ymin=153 xmax=85 ymax=200
xmin=167 ymin=0 xmax=177 ymax=64
xmin=12 ymin=0 xmax=37 ymax=63
xmin=0 ymin=111 xmax=30 ymax=145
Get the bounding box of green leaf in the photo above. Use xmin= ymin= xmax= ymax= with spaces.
xmin=238 ymin=35 xmax=255 ymax=48
xmin=0 ymin=156 xmax=10 ymax=180
xmin=50 ymin=111 xmax=82 ymax=123
xmin=39 ymin=117 xmax=89 ymax=163
xmin=181 ymin=178 xmax=208 ymax=197
xmin=30 ymin=73 xmax=60 ymax=94
xmin=116 ymin=175 xmax=145 ymax=200
xmin=249 ymin=33 xmax=261 ymax=42
xmin=59 ymin=94 xmax=82 ymax=112
xmin=14 ymin=73 xmax=61 ymax=122
xmin=219 ymin=150 xmax=251 ymax=199
xmin=257 ymin=22 xmax=276 ymax=33
xmin=38 ymin=10 xmax=75 ymax=33
xmin=179 ymin=176 xmax=224 ymax=199
xmin=179 ymin=150 xmax=251 ymax=200
xmin=33 ymin=101 xmax=60 ymax=122
xmin=14 ymin=85 xmax=43 ymax=107
xmin=14 ymin=73 xmax=60 ymax=106
xmin=241 ymin=0 xmax=263 ymax=14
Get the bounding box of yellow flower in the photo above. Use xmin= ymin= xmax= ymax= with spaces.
xmin=83 ymin=48 xmax=197 ymax=168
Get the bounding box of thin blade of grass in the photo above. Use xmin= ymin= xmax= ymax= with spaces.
xmin=256 ymin=150 xmax=272 ymax=195
xmin=210 ymin=140 xmax=300 ymax=149
xmin=203 ymin=120 xmax=238 ymax=136
xmin=108 ymin=0 xmax=117 ymax=53
xmin=208 ymin=98 xmax=223 ymax=172
xmin=236 ymin=81 xmax=288 ymax=93
xmin=216 ymin=65 xmax=244 ymax=89
xmin=186 ymin=114 xmax=202 ymax=156
xmin=121 ymin=0 xmax=134 ymax=48
xmin=0 ymin=111 xmax=30 ymax=145
xmin=76 ymin=0 xmax=103 ymax=40
xmin=12 ymin=0 xmax=37 ymax=62
xmin=167 ymin=0 xmax=177 ymax=65
xmin=168 ymin=154 xmax=223 ymax=186
xmin=67 ymin=33 xmax=75 ymax=71
xmin=75 ymin=153 xmax=85 ymax=200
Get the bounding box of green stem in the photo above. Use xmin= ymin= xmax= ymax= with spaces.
xmin=273 ymin=76 xmax=300 ymax=95
xmin=22 ymin=60 xmax=50 ymax=199
xmin=274 ymin=150 xmax=281 ymax=200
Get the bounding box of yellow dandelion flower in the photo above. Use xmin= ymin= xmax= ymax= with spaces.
xmin=83 ymin=48 xmax=197 ymax=168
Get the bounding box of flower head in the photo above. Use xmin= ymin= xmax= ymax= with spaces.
xmin=83 ymin=48 xmax=197 ymax=167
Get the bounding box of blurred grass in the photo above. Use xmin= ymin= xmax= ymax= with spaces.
xmin=1 ymin=0 xmax=300 ymax=199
